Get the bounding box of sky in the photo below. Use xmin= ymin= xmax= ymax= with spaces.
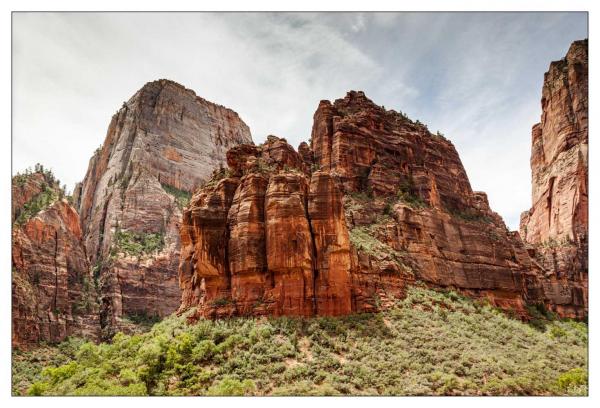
xmin=12 ymin=12 xmax=587 ymax=230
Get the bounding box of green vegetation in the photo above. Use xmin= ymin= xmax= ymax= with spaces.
xmin=556 ymin=368 xmax=587 ymax=395
xmin=122 ymin=312 xmax=162 ymax=329
xmin=14 ymin=184 xmax=59 ymax=225
xmin=204 ymin=167 xmax=235 ymax=187
xmin=161 ymin=183 xmax=192 ymax=209
xmin=254 ymin=158 xmax=275 ymax=175
xmin=114 ymin=229 xmax=165 ymax=257
xmin=540 ymin=236 xmax=576 ymax=249
xmin=12 ymin=164 xmax=72 ymax=224
xmin=12 ymin=338 xmax=85 ymax=396
xmin=71 ymin=276 xmax=96 ymax=315
xmin=397 ymin=190 xmax=427 ymax=209
xmin=346 ymin=191 xmax=373 ymax=203
xmin=348 ymin=225 xmax=411 ymax=275
xmin=16 ymin=286 xmax=587 ymax=396
xmin=448 ymin=207 xmax=492 ymax=224
xmin=396 ymin=179 xmax=427 ymax=209
xmin=13 ymin=163 xmax=59 ymax=187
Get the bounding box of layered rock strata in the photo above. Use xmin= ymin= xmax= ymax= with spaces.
xmin=12 ymin=172 xmax=100 ymax=347
xmin=520 ymin=39 xmax=588 ymax=318
xmin=179 ymin=136 xmax=355 ymax=317
xmin=180 ymin=80 xmax=587 ymax=319
xmin=77 ymin=79 xmax=252 ymax=335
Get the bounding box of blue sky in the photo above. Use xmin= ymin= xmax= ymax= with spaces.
xmin=12 ymin=12 xmax=587 ymax=230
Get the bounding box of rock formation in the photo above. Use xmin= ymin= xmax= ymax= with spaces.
xmin=179 ymin=136 xmax=355 ymax=317
xmin=76 ymin=79 xmax=252 ymax=335
xmin=12 ymin=39 xmax=587 ymax=346
xmin=176 ymin=118 xmax=522 ymax=318
xmin=179 ymin=65 xmax=588 ymax=319
xmin=520 ymin=39 xmax=588 ymax=318
xmin=12 ymin=171 xmax=100 ymax=347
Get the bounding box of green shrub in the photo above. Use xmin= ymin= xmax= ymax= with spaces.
xmin=123 ymin=311 xmax=161 ymax=327
xmin=14 ymin=184 xmax=58 ymax=225
xmin=556 ymin=368 xmax=587 ymax=394
xmin=448 ymin=207 xmax=491 ymax=223
xmin=206 ymin=377 xmax=255 ymax=396
xmin=397 ymin=190 xmax=427 ymax=209
xmin=114 ymin=230 xmax=165 ymax=257
xmin=192 ymin=340 xmax=217 ymax=362
xmin=549 ymin=325 xmax=567 ymax=339
xmin=395 ymin=178 xmax=427 ymax=209
xmin=161 ymin=183 xmax=192 ymax=209
xmin=43 ymin=362 xmax=78 ymax=385
xmin=27 ymin=382 xmax=48 ymax=396
xmin=15 ymin=287 xmax=587 ymax=396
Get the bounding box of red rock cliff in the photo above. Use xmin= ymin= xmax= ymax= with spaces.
xmin=12 ymin=171 xmax=100 ymax=347
xmin=179 ymin=80 xmax=587 ymax=319
xmin=520 ymin=39 xmax=588 ymax=317
xmin=179 ymin=136 xmax=354 ymax=317
xmin=77 ymin=79 xmax=252 ymax=335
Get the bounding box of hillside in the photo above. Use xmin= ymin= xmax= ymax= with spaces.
xmin=13 ymin=286 xmax=587 ymax=396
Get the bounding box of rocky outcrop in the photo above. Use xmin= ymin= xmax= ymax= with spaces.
xmin=178 ymin=128 xmax=526 ymax=318
xmin=311 ymin=91 xmax=540 ymax=315
xmin=12 ymin=172 xmax=100 ymax=347
xmin=12 ymin=172 xmax=49 ymax=223
xmin=180 ymin=79 xmax=587 ymax=319
xmin=520 ymin=40 xmax=588 ymax=318
xmin=77 ymin=79 xmax=252 ymax=335
xmin=179 ymin=137 xmax=356 ymax=317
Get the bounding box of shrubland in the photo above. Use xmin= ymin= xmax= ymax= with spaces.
xmin=14 ymin=286 xmax=587 ymax=396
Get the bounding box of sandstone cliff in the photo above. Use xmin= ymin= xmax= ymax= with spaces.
xmin=12 ymin=171 xmax=100 ymax=347
xmin=520 ymin=39 xmax=588 ymax=318
xmin=178 ymin=136 xmax=355 ymax=317
xmin=312 ymin=91 xmax=542 ymax=314
xmin=179 ymin=74 xmax=587 ymax=319
xmin=76 ymin=79 xmax=252 ymax=335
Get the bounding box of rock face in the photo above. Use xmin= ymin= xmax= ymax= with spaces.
xmin=180 ymin=78 xmax=587 ymax=319
xmin=176 ymin=127 xmax=521 ymax=318
xmin=12 ymin=172 xmax=100 ymax=347
xmin=76 ymin=79 xmax=252 ymax=335
xmin=179 ymin=136 xmax=355 ymax=317
xmin=520 ymin=40 xmax=588 ymax=318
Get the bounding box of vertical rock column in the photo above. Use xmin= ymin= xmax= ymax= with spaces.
xmin=228 ymin=174 xmax=269 ymax=314
xmin=265 ymin=174 xmax=315 ymax=316
xmin=308 ymin=171 xmax=352 ymax=315
xmin=178 ymin=178 xmax=240 ymax=314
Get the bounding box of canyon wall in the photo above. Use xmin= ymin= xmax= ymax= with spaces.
xmin=178 ymin=136 xmax=356 ymax=317
xmin=12 ymin=80 xmax=252 ymax=345
xmin=178 ymin=91 xmax=571 ymax=319
xmin=180 ymin=37 xmax=588 ymax=320
xmin=12 ymin=172 xmax=100 ymax=347
xmin=520 ymin=39 xmax=588 ymax=317
xmin=76 ymin=79 xmax=252 ymax=335
xmin=12 ymin=39 xmax=587 ymax=347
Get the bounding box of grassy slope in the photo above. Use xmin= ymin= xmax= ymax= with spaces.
xmin=13 ymin=286 xmax=587 ymax=396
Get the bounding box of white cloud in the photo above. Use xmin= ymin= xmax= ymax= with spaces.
xmin=12 ymin=12 xmax=587 ymax=230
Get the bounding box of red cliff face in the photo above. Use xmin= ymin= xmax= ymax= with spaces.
xmin=180 ymin=68 xmax=587 ymax=319
xmin=76 ymin=79 xmax=252 ymax=336
xmin=179 ymin=136 xmax=355 ymax=317
xmin=520 ymin=39 xmax=588 ymax=318
xmin=12 ymin=172 xmax=100 ymax=347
